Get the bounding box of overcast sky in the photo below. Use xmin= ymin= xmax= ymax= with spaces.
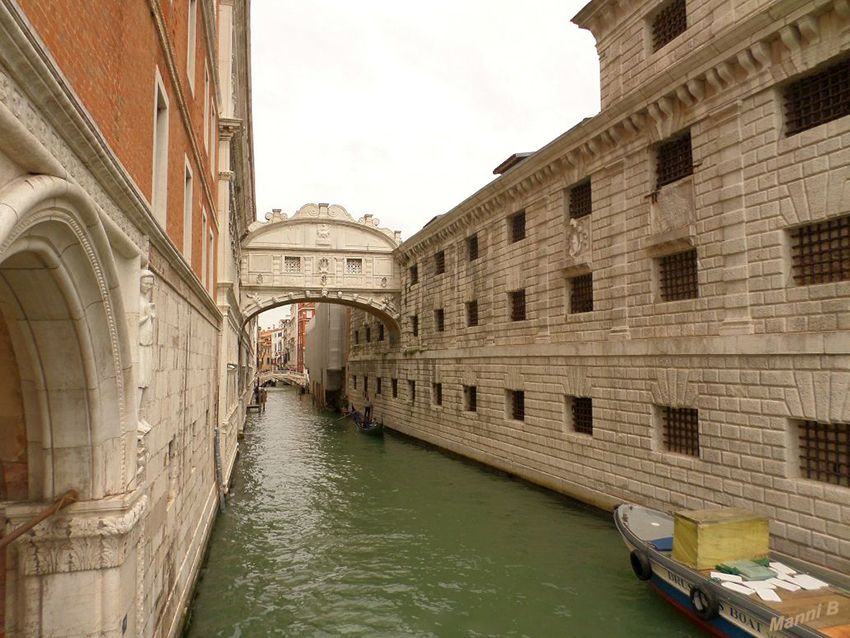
xmin=251 ymin=0 xmax=600 ymax=328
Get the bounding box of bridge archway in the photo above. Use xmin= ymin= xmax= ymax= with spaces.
xmin=239 ymin=203 xmax=403 ymax=338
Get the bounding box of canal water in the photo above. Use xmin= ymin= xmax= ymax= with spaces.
xmin=185 ymin=387 xmax=700 ymax=637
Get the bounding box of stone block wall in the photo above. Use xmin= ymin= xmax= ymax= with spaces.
xmin=349 ymin=0 xmax=850 ymax=577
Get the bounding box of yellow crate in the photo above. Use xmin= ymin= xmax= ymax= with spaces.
xmin=671 ymin=508 xmax=769 ymax=570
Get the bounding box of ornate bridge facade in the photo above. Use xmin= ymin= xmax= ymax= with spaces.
xmin=239 ymin=203 xmax=403 ymax=337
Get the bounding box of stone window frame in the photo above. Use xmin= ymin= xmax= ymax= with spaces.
xmin=283 ymin=256 xmax=301 ymax=273
xmin=784 ymin=213 xmax=850 ymax=288
xmin=645 ymin=0 xmax=687 ymax=56
xmin=782 ymin=55 xmax=850 ymax=138
xmin=466 ymin=300 xmax=479 ymax=327
xmin=509 ymin=289 xmax=527 ymax=321
xmin=435 ymin=308 xmax=445 ymax=332
xmin=464 ymin=385 xmax=477 ymax=413
xmin=654 ymin=405 xmax=701 ymax=458
xmin=354 ymin=329 xmax=359 ymax=345
xmin=409 ymin=264 xmax=419 ymax=286
xmin=508 ymin=209 xmax=527 ymax=244
xmin=378 ymin=324 xmax=385 ymax=342
xmin=653 ymin=130 xmax=694 ymax=192
xmin=345 ymin=258 xmax=363 ymax=275
xmin=187 ymin=0 xmax=198 ymax=94
xmin=408 ymin=380 xmax=416 ymax=404
xmin=435 ymin=250 xmax=446 ymax=275
xmin=569 ymin=272 xmax=594 ymax=314
xmin=467 ymin=234 xmax=480 ymax=261
xmin=433 ymin=382 xmax=443 ymax=407
xmin=365 ymin=326 xmax=371 ymax=343
xmin=568 ymin=179 xmax=592 ymax=221
xmin=411 ymin=314 xmax=419 ymax=337
xmin=506 ymin=389 xmax=525 ymax=422
xmin=152 ymin=69 xmax=170 ymax=227
xmin=790 ymin=419 xmax=850 ymax=488
xmin=353 ymin=375 xmax=357 ymax=390
xmin=392 ymin=378 xmax=398 ymax=398
xmin=565 ymin=395 xmax=593 ymax=436
xmin=656 ymin=248 xmax=699 ymax=302
xmin=377 ymin=377 xmax=382 ymax=395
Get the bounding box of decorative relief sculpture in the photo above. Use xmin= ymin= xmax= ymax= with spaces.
xmin=317 ymin=224 xmax=331 ymax=243
xmin=655 ymin=177 xmax=695 ymax=234
xmin=318 ymin=257 xmax=330 ymax=273
xmin=381 ymin=277 xmax=388 ymax=288
xmin=137 ymin=270 xmax=155 ymax=436
xmin=567 ymin=218 xmax=589 ymax=258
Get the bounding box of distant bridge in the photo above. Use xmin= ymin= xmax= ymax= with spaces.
xmin=258 ymin=370 xmax=307 ymax=387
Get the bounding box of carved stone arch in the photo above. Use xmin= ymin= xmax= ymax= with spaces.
xmin=782 ymin=165 xmax=850 ymax=227
xmin=784 ymin=371 xmax=850 ymax=423
xmin=560 ymin=366 xmax=592 ymax=398
xmin=460 ymin=370 xmax=477 ymax=387
xmin=650 ymin=368 xmax=700 ymax=408
xmin=0 ymin=175 xmax=134 ymax=502
xmin=505 ymin=367 xmax=524 ymax=391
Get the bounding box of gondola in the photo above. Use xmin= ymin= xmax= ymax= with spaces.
xmin=614 ymin=503 xmax=850 ymax=637
xmin=355 ymin=419 xmax=383 ymax=435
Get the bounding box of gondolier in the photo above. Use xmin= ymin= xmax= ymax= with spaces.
xmin=363 ymin=393 xmax=372 ymax=421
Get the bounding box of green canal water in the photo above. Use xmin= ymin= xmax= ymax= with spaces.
xmin=185 ymin=387 xmax=701 ymax=637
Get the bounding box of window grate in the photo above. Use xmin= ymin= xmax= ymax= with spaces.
xmin=353 ymin=376 xmax=357 ymax=390
xmin=346 ymin=258 xmax=363 ymax=274
xmin=510 ymin=290 xmax=526 ymax=321
xmin=435 ymin=308 xmax=445 ymax=332
xmin=511 ymin=390 xmax=525 ymax=421
xmin=572 ymin=397 xmax=593 ymax=435
xmin=354 ymin=330 xmax=359 ymax=345
xmin=365 ymin=327 xmax=371 ymax=343
xmin=378 ymin=324 xmax=385 ymax=341
xmin=799 ymin=420 xmax=849 ymax=487
xmin=468 ymin=234 xmax=479 ymax=261
xmin=409 ymin=380 xmax=416 ymax=404
xmin=377 ymin=377 xmax=382 ymax=395
xmin=434 ymin=383 xmax=442 ymax=406
xmin=790 ymin=215 xmax=850 ymax=285
xmin=651 ymin=0 xmax=687 ymax=53
xmin=662 ymin=406 xmax=700 ymax=457
xmin=411 ymin=315 xmax=419 ymax=336
xmin=466 ymin=300 xmax=479 ymax=327
xmin=392 ymin=378 xmax=398 ymax=398
xmin=569 ymin=181 xmax=592 ymax=220
xmin=435 ymin=250 xmax=446 ymax=275
xmin=660 ymin=249 xmax=698 ymax=301
xmin=785 ymin=58 xmax=850 ymax=137
xmin=510 ymin=210 xmax=526 ymax=243
xmin=464 ymin=386 xmax=477 ymax=412
xmin=656 ymin=132 xmax=693 ymax=190
xmin=409 ymin=265 xmax=418 ymax=285
xmin=284 ymin=256 xmax=301 ymax=273
xmin=571 ymin=273 xmax=594 ymax=313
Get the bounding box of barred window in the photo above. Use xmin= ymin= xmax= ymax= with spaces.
xmin=661 ymin=406 xmax=700 ymax=457
xmin=346 ymin=258 xmax=363 ymax=274
xmin=392 ymin=378 xmax=398 ymax=398
xmin=409 ymin=380 xmax=416 ymax=404
xmin=784 ymin=57 xmax=850 ymax=137
xmin=509 ymin=210 xmax=526 ymax=243
xmin=569 ymin=180 xmax=592 ymax=220
xmin=378 ymin=324 xmax=385 ymax=341
xmin=411 ymin=315 xmax=419 ymax=336
xmin=569 ymin=396 xmax=593 ymax=435
xmin=790 ymin=215 xmax=850 ymax=285
xmin=799 ymin=421 xmax=849 ymax=487
xmin=355 ymin=330 xmax=359 ymax=345
xmin=570 ymin=273 xmax=593 ymax=313
xmin=377 ymin=377 xmax=382 ymax=395
xmin=651 ymin=0 xmax=687 ymax=53
xmin=510 ymin=390 xmax=525 ymax=421
xmin=466 ymin=300 xmax=479 ymax=327
xmin=468 ymin=234 xmax=479 ymax=261
xmin=365 ymin=327 xmax=371 ymax=343
xmin=464 ymin=385 xmax=477 ymax=412
xmin=656 ymin=132 xmax=693 ymax=190
xmin=435 ymin=250 xmax=446 ymax=275
xmin=510 ymin=290 xmax=526 ymax=321
xmin=353 ymin=376 xmax=357 ymax=390
xmin=433 ymin=383 xmax=443 ymax=406
xmin=409 ymin=265 xmax=419 ymax=285
xmin=284 ymin=256 xmax=301 ymax=273
xmin=435 ymin=308 xmax=445 ymax=332
xmin=659 ymin=249 xmax=698 ymax=301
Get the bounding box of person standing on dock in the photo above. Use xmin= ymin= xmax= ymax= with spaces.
xmin=259 ymin=387 xmax=268 ymax=413
xmin=363 ymin=393 xmax=372 ymax=422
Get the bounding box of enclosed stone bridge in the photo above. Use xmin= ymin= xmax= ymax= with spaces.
xmin=239 ymin=203 xmax=403 ymax=337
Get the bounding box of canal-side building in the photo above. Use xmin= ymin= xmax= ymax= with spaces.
xmin=305 ymin=304 xmax=348 ymax=408
xmin=0 ymin=1 xmax=256 ymax=636
xmin=349 ymin=0 xmax=850 ymax=579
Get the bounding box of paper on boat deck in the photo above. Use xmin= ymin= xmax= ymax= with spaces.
xmin=756 ymin=588 xmax=782 ymax=602
xmin=777 ymin=573 xmax=797 ymax=583
xmin=722 ymin=582 xmax=756 ymax=596
xmin=711 ymin=572 xmax=743 ymax=582
xmin=790 ymin=575 xmax=828 ymax=590
xmin=745 ymin=580 xmax=776 ymax=589
xmin=769 ymin=562 xmax=796 ymax=575
xmin=768 ymin=578 xmax=801 ymax=592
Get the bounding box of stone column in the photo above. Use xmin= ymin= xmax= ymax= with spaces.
xmin=606 ymin=160 xmax=630 ymax=339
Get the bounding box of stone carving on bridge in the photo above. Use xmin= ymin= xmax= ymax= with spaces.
xmin=136 ymin=270 xmax=155 ymax=480
xmin=567 ymin=218 xmax=589 ymax=258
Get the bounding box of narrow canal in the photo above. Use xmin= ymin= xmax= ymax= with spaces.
xmin=185 ymin=387 xmax=700 ymax=637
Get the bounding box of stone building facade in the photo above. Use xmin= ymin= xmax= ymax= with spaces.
xmin=0 ymin=1 xmax=256 ymax=636
xmin=349 ymin=0 xmax=850 ymax=579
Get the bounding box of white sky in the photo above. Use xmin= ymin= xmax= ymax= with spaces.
xmin=251 ymin=0 xmax=600 ymax=329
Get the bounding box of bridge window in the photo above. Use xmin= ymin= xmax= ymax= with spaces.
xmin=650 ymin=0 xmax=687 ymax=53
xmin=433 ymin=383 xmax=442 ymax=406
xmin=346 ymin=258 xmax=363 ymax=274
xmin=466 ymin=300 xmax=479 ymax=327
xmin=392 ymin=378 xmax=398 ymax=398
xmin=464 ymin=385 xmax=477 ymax=412
xmin=467 ymin=234 xmax=479 ymax=261
xmin=570 ymin=273 xmax=593 ymax=314
xmin=784 ymin=57 xmax=850 ymax=136
xmin=378 ymin=324 xmax=385 ymax=341
xmin=409 ymin=264 xmax=419 ymax=285
xmin=435 ymin=308 xmax=445 ymax=332
xmin=409 ymin=380 xmax=416 ymax=404
xmin=508 ymin=390 xmax=525 ymax=421
xmin=655 ymin=131 xmax=693 ymax=190
xmin=435 ymin=250 xmax=446 ymax=275
xmin=411 ymin=315 xmax=419 ymax=336
xmin=660 ymin=406 xmax=700 ymax=457
xmin=569 ymin=180 xmax=592 ymax=220
xmin=377 ymin=378 xmax=382 ymax=395
xmin=284 ymin=256 xmax=301 ymax=273
xmin=509 ymin=210 xmax=526 ymax=243
xmin=797 ymin=420 xmax=850 ymax=486
xmin=366 ymin=327 xmax=371 ymax=342
xmin=659 ymin=249 xmax=698 ymax=301
xmin=510 ymin=290 xmax=526 ymax=321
